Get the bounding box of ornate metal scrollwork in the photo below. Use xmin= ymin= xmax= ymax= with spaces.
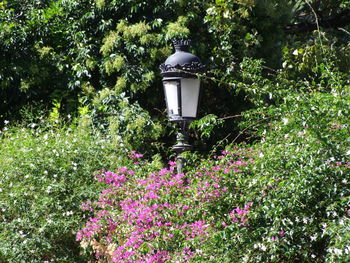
xmin=159 ymin=61 xmax=205 ymax=73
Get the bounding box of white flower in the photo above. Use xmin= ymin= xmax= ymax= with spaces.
xmin=4 ymin=120 xmax=9 ymax=124
xmin=345 ymin=246 xmax=350 ymax=254
xmin=334 ymin=248 xmax=342 ymax=256
xmin=282 ymin=118 xmax=289 ymax=125
xmin=46 ymin=186 xmax=52 ymax=193
xmin=206 ymin=7 xmax=215 ymax=15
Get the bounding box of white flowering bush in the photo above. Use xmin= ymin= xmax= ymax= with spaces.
xmin=0 ymin=120 xmax=127 ymax=262
xmin=200 ymin=54 xmax=350 ymax=262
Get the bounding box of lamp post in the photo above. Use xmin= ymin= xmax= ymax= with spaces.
xmin=160 ymin=40 xmax=205 ymax=173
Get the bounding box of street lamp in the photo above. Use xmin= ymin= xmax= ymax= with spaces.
xmin=160 ymin=39 xmax=205 ymax=173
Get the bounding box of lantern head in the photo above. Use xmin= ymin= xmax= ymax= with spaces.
xmin=160 ymin=40 xmax=205 ymax=122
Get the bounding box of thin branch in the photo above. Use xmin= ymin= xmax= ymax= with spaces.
xmin=262 ymin=65 xmax=278 ymax=74
xmin=338 ymin=27 xmax=350 ymax=36
xmin=232 ymin=116 xmax=273 ymax=143
xmin=306 ymin=0 xmax=322 ymax=41
xmin=218 ymin=114 xmax=242 ymax=121
xmin=285 ymin=9 xmax=350 ymax=33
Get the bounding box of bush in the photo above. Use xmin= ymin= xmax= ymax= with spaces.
xmin=0 ymin=120 xmax=128 ymax=262
xmin=76 ymin=59 xmax=350 ymax=262
xmin=77 ymin=137 xmax=349 ymax=262
xmin=76 ymin=148 xmax=254 ymax=262
xmin=203 ymin=56 xmax=350 ymax=262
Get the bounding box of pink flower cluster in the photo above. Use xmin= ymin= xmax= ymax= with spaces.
xmin=128 ymin=151 xmax=144 ymax=165
xmin=76 ymin=148 xmax=254 ymax=262
xmin=96 ymin=168 xmax=130 ymax=186
xmin=229 ymin=202 xmax=253 ymax=226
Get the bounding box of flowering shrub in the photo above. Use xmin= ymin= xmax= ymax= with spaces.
xmin=0 ymin=121 xmax=128 ymax=262
xmin=77 ymin=148 xmax=254 ymax=262
xmin=78 ymin=120 xmax=350 ymax=263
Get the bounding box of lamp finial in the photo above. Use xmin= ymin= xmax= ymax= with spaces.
xmin=173 ymin=39 xmax=191 ymax=52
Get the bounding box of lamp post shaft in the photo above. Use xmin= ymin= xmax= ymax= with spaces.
xmin=172 ymin=122 xmax=191 ymax=174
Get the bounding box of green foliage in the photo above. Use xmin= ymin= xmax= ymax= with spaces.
xmin=0 ymin=120 xmax=128 ymax=262
xmin=202 ymin=31 xmax=350 ymax=263
xmin=1 ymin=0 xmax=350 ymax=261
xmin=190 ymin=114 xmax=224 ymax=139
xmin=204 ymin=140 xmax=349 ymax=262
xmin=89 ymin=90 xmax=163 ymax=153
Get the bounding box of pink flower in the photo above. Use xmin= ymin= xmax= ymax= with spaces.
xmin=129 ymin=151 xmax=144 ymax=159
xmin=244 ymin=202 xmax=253 ymax=210
xmin=183 ymin=205 xmax=189 ymax=210
xmin=168 ymin=161 xmax=177 ymax=166
xmin=229 ymin=202 xmax=252 ymax=225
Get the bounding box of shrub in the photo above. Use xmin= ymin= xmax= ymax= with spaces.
xmin=203 ymin=58 xmax=350 ymax=262
xmin=0 ymin=120 xmax=127 ymax=262
xmin=77 ymin=136 xmax=349 ymax=263
xmin=76 ymin=148 xmax=254 ymax=262
xmin=77 ymin=63 xmax=350 ymax=262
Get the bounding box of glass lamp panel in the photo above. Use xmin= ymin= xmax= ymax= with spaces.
xmin=181 ymin=78 xmax=200 ymax=118
xmin=163 ymin=80 xmax=180 ymax=116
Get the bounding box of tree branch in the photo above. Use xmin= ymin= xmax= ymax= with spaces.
xmin=285 ymin=9 xmax=350 ymax=33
